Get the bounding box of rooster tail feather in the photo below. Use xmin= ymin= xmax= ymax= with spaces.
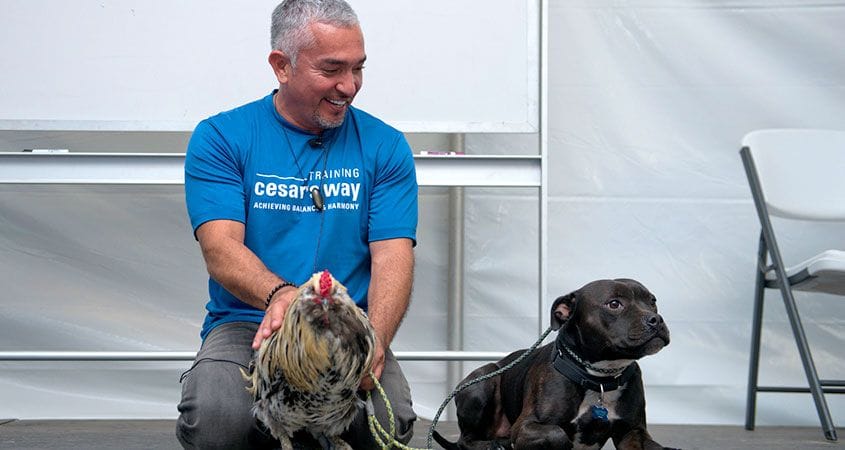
xmin=241 ymin=360 xmax=258 ymax=397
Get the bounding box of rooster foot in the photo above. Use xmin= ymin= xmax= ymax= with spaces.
xmin=315 ymin=434 xmax=352 ymax=450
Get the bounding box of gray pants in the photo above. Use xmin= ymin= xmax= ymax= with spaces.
xmin=176 ymin=321 xmax=417 ymax=449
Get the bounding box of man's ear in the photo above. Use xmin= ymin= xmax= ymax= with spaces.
xmin=550 ymin=291 xmax=578 ymax=330
xmin=268 ymin=50 xmax=292 ymax=84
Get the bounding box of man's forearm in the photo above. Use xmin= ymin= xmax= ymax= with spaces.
xmin=366 ymin=238 xmax=415 ymax=349
xmin=196 ymin=220 xmax=288 ymax=310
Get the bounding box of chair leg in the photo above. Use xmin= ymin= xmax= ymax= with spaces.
xmin=745 ymin=265 xmax=766 ymax=431
xmin=778 ymin=285 xmax=838 ymax=441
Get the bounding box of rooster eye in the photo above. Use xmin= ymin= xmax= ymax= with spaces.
xmin=607 ymin=299 xmax=622 ymax=310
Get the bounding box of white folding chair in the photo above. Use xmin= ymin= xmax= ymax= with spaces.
xmin=741 ymin=128 xmax=845 ymax=441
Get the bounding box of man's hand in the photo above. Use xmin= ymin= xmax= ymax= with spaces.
xmin=252 ymin=286 xmax=297 ymax=350
xmin=360 ymin=340 xmax=386 ymax=391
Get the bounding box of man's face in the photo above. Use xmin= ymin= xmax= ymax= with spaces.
xmin=276 ymin=22 xmax=365 ymax=133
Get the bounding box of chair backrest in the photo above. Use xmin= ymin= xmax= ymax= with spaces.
xmin=742 ymin=129 xmax=845 ymax=221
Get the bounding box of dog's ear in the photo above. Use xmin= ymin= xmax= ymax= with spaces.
xmin=551 ymin=291 xmax=577 ymax=330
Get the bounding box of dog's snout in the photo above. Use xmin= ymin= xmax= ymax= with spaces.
xmin=644 ymin=314 xmax=663 ymax=328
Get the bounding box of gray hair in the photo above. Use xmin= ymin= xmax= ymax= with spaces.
xmin=270 ymin=0 xmax=359 ymax=66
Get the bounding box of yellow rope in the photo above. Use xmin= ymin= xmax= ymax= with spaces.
xmin=366 ymin=371 xmax=429 ymax=450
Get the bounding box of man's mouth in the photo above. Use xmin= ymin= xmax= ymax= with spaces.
xmin=326 ymin=98 xmax=349 ymax=107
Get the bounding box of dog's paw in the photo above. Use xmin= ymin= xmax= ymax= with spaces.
xmin=489 ymin=440 xmax=512 ymax=450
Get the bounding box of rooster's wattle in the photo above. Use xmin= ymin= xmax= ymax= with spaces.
xmin=244 ymin=270 xmax=376 ymax=450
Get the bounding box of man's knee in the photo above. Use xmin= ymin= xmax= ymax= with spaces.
xmin=394 ymin=410 xmax=416 ymax=444
xmin=176 ymin=393 xmax=258 ymax=449
xmin=176 ymin=323 xmax=261 ymax=448
xmin=380 ymin=351 xmax=417 ymax=443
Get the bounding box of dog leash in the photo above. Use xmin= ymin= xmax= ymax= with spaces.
xmin=364 ymin=326 xmax=555 ymax=449
xmin=425 ymin=325 xmax=554 ymax=448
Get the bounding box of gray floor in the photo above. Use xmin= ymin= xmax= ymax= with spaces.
xmin=0 ymin=419 xmax=842 ymax=449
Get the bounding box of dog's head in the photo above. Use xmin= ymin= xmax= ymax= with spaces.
xmin=550 ymin=278 xmax=670 ymax=362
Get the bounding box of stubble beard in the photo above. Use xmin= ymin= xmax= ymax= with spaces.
xmin=315 ymin=111 xmax=346 ymax=130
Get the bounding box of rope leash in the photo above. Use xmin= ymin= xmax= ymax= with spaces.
xmin=365 ymin=325 xmax=554 ymax=449
xmin=424 ymin=325 xmax=553 ymax=448
xmin=367 ymin=373 xmax=422 ymax=450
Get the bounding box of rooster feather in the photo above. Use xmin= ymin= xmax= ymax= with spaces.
xmin=244 ymin=270 xmax=376 ymax=450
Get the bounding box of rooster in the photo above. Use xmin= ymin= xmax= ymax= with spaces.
xmin=244 ymin=270 xmax=376 ymax=450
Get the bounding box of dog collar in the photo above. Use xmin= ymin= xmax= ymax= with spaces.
xmin=552 ymin=342 xmax=638 ymax=393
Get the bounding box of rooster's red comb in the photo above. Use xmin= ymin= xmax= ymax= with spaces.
xmin=319 ymin=269 xmax=333 ymax=298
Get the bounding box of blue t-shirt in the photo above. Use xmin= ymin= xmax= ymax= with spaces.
xmin=185 ymin=91 xmax=418 ymax=340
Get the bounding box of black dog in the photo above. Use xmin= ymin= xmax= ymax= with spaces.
xmin=434 ymin=279 xmax=674 ymax=449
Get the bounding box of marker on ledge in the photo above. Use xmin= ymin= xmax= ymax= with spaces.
xmin=22 ymin=149 xmax=70 ymax=153
xmin=419 ymin=151 xmax=465 ymax=156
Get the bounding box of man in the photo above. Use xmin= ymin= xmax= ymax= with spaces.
xmin=175 ymin=0 xmax=418 ymax=448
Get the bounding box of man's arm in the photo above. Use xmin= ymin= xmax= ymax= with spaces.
xmin=194 ymin=219 xmax=297 ymax=349
xmin=360 ymin=237 xmax=414 ymax=390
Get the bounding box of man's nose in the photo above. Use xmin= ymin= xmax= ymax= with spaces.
xmin=336 ymin=71 xmax=359 ymax=97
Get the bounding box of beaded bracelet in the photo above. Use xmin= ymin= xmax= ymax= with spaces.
xmin=264 ymin=281 xmax=296 ymax=308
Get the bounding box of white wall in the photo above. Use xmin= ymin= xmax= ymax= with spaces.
xmin=2 ymin=0 xmax=845 ymax=428
xmin=0 ymin=0 xmax=536 ymax=132
xmin=444 ymin=0 xmax=845 ymax=426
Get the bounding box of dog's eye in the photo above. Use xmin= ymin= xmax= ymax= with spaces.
xmin=607 ymin=299 xmax=622 ymax=310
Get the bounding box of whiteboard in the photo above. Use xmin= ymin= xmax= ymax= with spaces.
xmin=0 ymin=1 xmax=538 ymax=133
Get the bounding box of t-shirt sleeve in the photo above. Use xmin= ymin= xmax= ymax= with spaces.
xmin=368 ymin=132 xmax=418 ymax=245
xmin=184 ymin=119 xmax=247 ymax=236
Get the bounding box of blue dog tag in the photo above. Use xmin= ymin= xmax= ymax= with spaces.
xmin=591 ymin=404 xmax=609 ymax=422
